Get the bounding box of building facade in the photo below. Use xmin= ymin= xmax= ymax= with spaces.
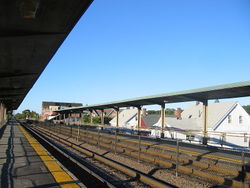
xmin=151 ymin=101 xmax=250 ymax=149
xmin=40 ymin=101 xmax=82 ymax=120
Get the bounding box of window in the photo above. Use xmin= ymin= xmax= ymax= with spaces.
xmin=186 ymin=134 xmax=195 ymax=141
xmin=244 ymin=133 xmax=247 ymax=142
xmin=228 ymin=115 xmax=232 ymax=123
xmin=239 ymin=116 xmax=243 ymax=124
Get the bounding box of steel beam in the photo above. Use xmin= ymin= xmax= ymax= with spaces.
xmin=160 ymin=103 xmax=165 ymax=138
xmin=101 ymin=109 xmax=104 ymax=125
xmin=106 ymin=109 xmax=115 ymax=117
xmin=137 ymin=106 xmax=142 ymax=162
xmin=89 ymin=110 xmax=93 ymax=124
xmin=115 ymin=108 xmax=119 ymax=153
xmin=202 ymin=100 xmax=208 ymax=145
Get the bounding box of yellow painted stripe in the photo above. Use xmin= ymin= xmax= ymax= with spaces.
xmin=119 ymin=136 xmax=242 ymax=164
xmin=18 ymin=125 xmax=79 ymax=188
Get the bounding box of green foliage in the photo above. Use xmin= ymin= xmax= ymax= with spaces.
xmin=92 ymin=117 xmax=101 ymax=124
xmin=15 ymin=109 xmax=39 ymax=120
xmin=147 ymin=108 xmax=177 ymax=116
xmin=147 ymin=110 xmax=160 ymax=114
xmin=82 ymin=115 xmax=112 ymax=124
xmin=15 ymin=113 xmax=26 ymax=119
xmin=243 ymin=105 xmax=250 ymax=114
xmin=166 ymin=108 xmax=176 ymax=115
xmin=82 ymin=115 xmax=90 ymax=123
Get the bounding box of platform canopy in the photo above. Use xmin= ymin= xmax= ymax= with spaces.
xmin=0 ymin=0 xmax=93 ymax=110
xmin=55 ymin=80 xmax=250 ymax=113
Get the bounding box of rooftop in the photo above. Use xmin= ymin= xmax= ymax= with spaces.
xmin=55 ymin=81 xmax=250 ymax=113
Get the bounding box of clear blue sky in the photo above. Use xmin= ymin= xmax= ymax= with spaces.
xmin=16 ymin=0 xmax=250 ymax=113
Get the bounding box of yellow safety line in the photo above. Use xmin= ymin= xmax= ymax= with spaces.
xmin=18 ymin=125 xmax=79 ymax=188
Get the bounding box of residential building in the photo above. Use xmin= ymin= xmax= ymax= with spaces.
xmin=152 ymin=101 xmax=250 ymax=148
xmin=40 ymin=101 xmax=82 ymax=120
xmin=110 ymin=108 xmax=160 ymax=129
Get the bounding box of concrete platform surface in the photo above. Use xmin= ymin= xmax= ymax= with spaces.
xmin=0 ymin=120 xmax=80 ymax=188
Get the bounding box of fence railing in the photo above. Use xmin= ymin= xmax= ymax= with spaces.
xmin=49 ymin=119 xmax=250 ymax=150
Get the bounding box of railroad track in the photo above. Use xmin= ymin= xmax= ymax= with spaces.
xmin=34 ymin=124 xmax=250 ymax=188
xmin=20 ymin=124 xmax=116 ymax=188
xmin=21 ymin=123 xmax=175 ymax=188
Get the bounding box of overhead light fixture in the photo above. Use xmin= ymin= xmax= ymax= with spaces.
xmin=19 ymin=0 xmax=40 ymax=19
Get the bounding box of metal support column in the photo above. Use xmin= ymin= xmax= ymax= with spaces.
xmin=64 ymin=114 xmax=66 ymax=125
xmin=176 ymin=135 xmax=179 ymax=177
xmin=3 ymin=107 xmax=7 ymax=122
xmin=101 ymin=109 xmax=104 ymax=126
xmin=90 ymin=110 xmax=93 ymax=125
xmin=80 ymin=113 xmax=83 ymax=126
xmin=69 ymin=113 xmax=73 ymax=137
xmin=160 ymin=103 xmax=165 ymax=138
xmin=59 ymin=114 xmax=62 ymax=135
xmin=0 ymin=103 xmax=3 ymax=126
xmin=98 ymin=110 xmax=104 ymax=147
xmin=137 ymin=106 xmax=141 ymax=162
xmin=202 ymin=100 xmax=208 ymax=145
xmin=115 ymin=108 xmax=119 ymax=154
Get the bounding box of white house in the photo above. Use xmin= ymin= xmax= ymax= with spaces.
xmin=110 ymin=108 xmax=138 ymax=129
xmin=110 ymin=108 xmax=160 ymax=130
xmin=151 ymin=101 xmax=250 ymax=149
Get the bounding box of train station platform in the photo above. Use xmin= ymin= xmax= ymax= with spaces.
xmin=0 ymin=120 xmax=80 ymax=188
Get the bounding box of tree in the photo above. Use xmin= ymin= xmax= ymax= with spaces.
xmin=92 ymin=117 xmax=101 ymax=124
xmin=147 ymin=110 xmax=160 ymax=114
xmin=22 ymin=109 xmax=31 ymax=119
xmin=243 ymin=105 xmax=250 ymax=115
xmin=15 ymin=113 xmax=25 ymax=119
xmin=166 ymin=108 xmax=176 ymax=115
xmin=82 ymin=115 xmax=90 ymax=123
xmin=15 ymin=109 xmax=39 ymax=120
xmin=147 ymin=108 xmax=177 ymax=116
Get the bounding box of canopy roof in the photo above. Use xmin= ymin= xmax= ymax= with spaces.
xmin=0 ymin=0 xmax=93 ymax=110
xmin=55 ymin=80 xmax=250 ymax=113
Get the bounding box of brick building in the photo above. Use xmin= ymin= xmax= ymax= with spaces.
xmin=40 ymin=101 xmax=82 ymax=120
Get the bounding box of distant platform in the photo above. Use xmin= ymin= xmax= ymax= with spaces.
xmin=0 ymin=120 xmax=80 ymax=188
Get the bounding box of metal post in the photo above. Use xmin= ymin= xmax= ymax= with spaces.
xmin=242 ymin=150 xmax=245 ymax=184
xmin=90 ymin=110 xmax=93 ymax=125
xmin=101 ymin=109 xmax=104 ymax=126
xmin=202 ymin=100 xmax=208 ymax=145
xmin=77 ymin=123 xmax=80 ymax=142
xmin=80 ymin=113 xmax=83 ymax=126
xmin=77 ymin=113 xmax=82 ymax=141
xmin=54 ymin=118 xmax=56 ymax=133
xmin=74 ymin=115 xmax=77 ymax=140
xmin=69 ymin=113 xmax=73 ymax=138
xmin=115 ymin=108 xmax=119 ymax=154
xmin=63 ymin=113 xmax=66 ymax=125
xmin=60 ymin=114 xmax=62 ymax=135
xmin=137 ymin=106 xmax=141 ymax=162
xmin=0 ymin=103 xmax=3 ymax=126
xmin=160 ymin=103 xmax=165 ymax=138
xmin=176 ymin=133 xmax=179 ymax=177
xmin=98 ymin=110 xmax=104 ymax=148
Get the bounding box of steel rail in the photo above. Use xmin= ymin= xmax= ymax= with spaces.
xmin=75 ymin=128 xmax=250 ymax=179
xmin=32 ymin=125 xmax=176 ymax=188
xmin=57 ymin=125 xmax=250 ymax=181
xmin=20 ymin=124 xmax=116 ymax=188
xmin=38 ymin=125 xmax=249 ymax=187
